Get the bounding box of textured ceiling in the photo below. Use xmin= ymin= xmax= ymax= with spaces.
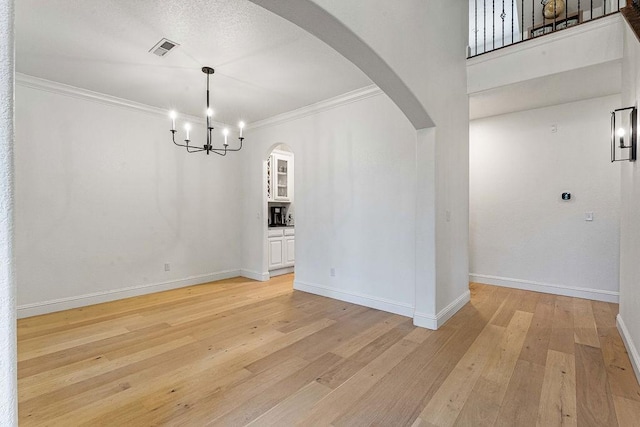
xmin=15 ymin=0 xmax=372 ymax=124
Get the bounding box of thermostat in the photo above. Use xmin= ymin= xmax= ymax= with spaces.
xmin=562 ymin=193 xmax=571 ymax=201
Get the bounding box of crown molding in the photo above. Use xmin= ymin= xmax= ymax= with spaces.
xmin=16 ymin=73 xmax=211 ymax=125
xmin=247 ymin=84 xmax=383 ymax=131
xmin=16 ymin=73 xmax=383 ymax=131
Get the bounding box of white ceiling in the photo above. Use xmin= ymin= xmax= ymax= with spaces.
xmin=15 ymin=0 xmax=372 ymax=124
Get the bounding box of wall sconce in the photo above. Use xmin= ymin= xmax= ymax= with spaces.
xmin=611 ymin=106 xmax=637 ymax=162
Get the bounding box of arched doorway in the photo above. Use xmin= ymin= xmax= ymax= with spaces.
xmin=263 ymin=143 xmax=295 ymax=279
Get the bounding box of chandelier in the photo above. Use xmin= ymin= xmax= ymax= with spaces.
xmin=169 ymin=66 xmax=245 ymax=155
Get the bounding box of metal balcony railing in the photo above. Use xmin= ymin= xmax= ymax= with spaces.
xmin=468 ymin=0 xmax=622 ymax=57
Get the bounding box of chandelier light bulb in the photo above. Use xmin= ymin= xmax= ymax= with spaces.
xmin=223 ymin=128 xmax=229 ymax=145
xmin=169 ymin=110 xmax=177 ymax=131
xmin=617 ymin=127 xmax=626 ymax=138
xmin=207 ymin=108 xmax=214 ymax=117
xmin=185 ymin=123 xmax=191 ymax=140
xmin=239 ymin=121 xmax=245 ymax=138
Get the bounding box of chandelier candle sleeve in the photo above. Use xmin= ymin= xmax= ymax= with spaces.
xmin=167 ymin=66 xmax=245 ymax=156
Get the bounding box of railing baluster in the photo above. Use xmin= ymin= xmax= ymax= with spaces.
xmin=511 ymin=0 xmax=514 ymax=45
xmin=502 ymin=0 xmax=505 ymax=47
xmin=475 ymin=0 xmax=478 ymax=56
xmin=484 ymin=0 xmax=486 ymax=54
xmin=591 ymin=0 xmax=593 ymax=20
xmin=532 ymin=0 xmax=535 ymax=38
xmin=578 ymin=0 xmax=581 ymax=22
xmin=521 ymin=0 xmax=524 ymax=41
xmin=493 ymin=0 xmax=495 ymax=50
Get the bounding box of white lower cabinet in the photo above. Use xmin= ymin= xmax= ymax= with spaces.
xmin=284 ymin=236 xmax=295 ymax=264
xmin=268 ymin=228 xmax=294 ymax=270
xmin=268 ymin=238 xmax=284 ymax=270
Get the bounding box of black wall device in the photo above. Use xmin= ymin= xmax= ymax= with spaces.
xmin=562 ymin=192 xmax=571 ymax=201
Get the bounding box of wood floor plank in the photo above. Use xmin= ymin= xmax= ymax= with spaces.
xmin=246 ymin=381 xmax=332 ymax=426
xmin=334 ymin=307 xmax=496 ymax=426
xmin=494 ymin=359 xmax=545 ymax=427
xmin=413 ymin=324 xmax=505 ymax=427
xmin=548 ymin=296 xmax=575 ymax=355
xmin=599 ymin=325 xmax=640 ymax=402
xmin=453 ymin=310 xmax=533 ymax=427
xmin=209 ymin=352 xmax=344 ymax=426
xmin=537 ymin=349 xmax=577 ymax=427
xmin=573 ymin=298 xmax=600 ymax=348
xmin=575 ymin=343 xmax=619 ymax=426
xmin=592 ymin=300 xmax=616 ymax=329
xmin=519 ymin=293 xmax=554 ymax=366
xmin=297 ymin=338 xmax=420 ymax=426
xmin=613 ymin=395 xmax=640 ymax=426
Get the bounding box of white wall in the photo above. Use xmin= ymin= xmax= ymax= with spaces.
xmin=14 ymin=79 xmax=243 ymax=316
xmin=242 ymin=90 xmax=418 ymax=316
xmin=618 ymin=24 xmax=640 ymax=384
xmin=253 ymin=0 xmax=471 ymax=327
xmin=470 ymin=95 xmax=621 ymax=302
xmin=0 ymin=0 xmax=17 ymax=423
xmin=310 ymin=0 xmax=471 ymax=322
xmin=467 ymin=14 xmax=623 ymax=94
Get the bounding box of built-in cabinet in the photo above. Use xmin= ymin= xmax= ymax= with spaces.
xmin=267 ymin=150 xmax=293 ymax=203
xmin=268 ymin=228 xmax=295 ymax=270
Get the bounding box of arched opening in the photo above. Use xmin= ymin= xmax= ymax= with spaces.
xmin=262 ymin=143 xmax=295 ymax=280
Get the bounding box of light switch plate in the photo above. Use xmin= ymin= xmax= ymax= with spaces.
xmin=585 ymin=212 xmax=594 ymax=221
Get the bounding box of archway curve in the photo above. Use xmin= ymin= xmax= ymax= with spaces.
xmin=248 ymin=0 xmax=434 ymax=130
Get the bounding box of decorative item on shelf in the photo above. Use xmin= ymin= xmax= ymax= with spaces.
xmin=611 ymin=106 xmax=637 ymax=162
xmin=169 ymin=66 xmax=245 ymax=156
xmin=542 ymin=0 xmax=565 ymax=19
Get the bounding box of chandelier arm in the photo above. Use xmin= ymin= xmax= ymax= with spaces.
xmin=172 ymin=132 xmax=206 ymax=153
xmin=187 ymin=146 xmax=207 ymax=153
xmin=224 ymin=138 xmax=244 ymax=152
xmin=208 ymin=149 xmax=228 ymax=156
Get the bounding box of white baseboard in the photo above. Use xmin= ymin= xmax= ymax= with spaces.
xmin=240 ymin=269 xmax=270 ymax=282
xmin=617 ymin=314 xmax=640 ymax=386
xmin=293 ymin=280 xmax=414 ymax=318
xmin=268 ymin=267 xmax=294 ymax=278
xmin=470 ymin=274 xmax=619 ymax=303
xmin=17 ymin=269 xmax=242 ymax=318
xmin=413 ymin=290 xmax=471 ymax=330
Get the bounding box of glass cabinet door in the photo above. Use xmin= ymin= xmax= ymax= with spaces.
xmin=276 ymin=157 xmax=289 ymax=200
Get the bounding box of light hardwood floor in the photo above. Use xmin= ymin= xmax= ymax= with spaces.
xmin=17 ymin=274 xmax=640 ymax=426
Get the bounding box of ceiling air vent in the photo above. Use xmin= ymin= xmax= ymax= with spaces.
xmin=149 ymin=38 xmax=179 ymax=57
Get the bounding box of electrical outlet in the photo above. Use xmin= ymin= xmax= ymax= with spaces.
xmin=585 ymin=212 xmax=594 ymax=222
xmin=330 ymin=267 xmax=336 ymax=277
xmin=164 ymin=263 xmax=171 ymax=272
xmin=551 ymin=124 xmax=558 ymax=133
